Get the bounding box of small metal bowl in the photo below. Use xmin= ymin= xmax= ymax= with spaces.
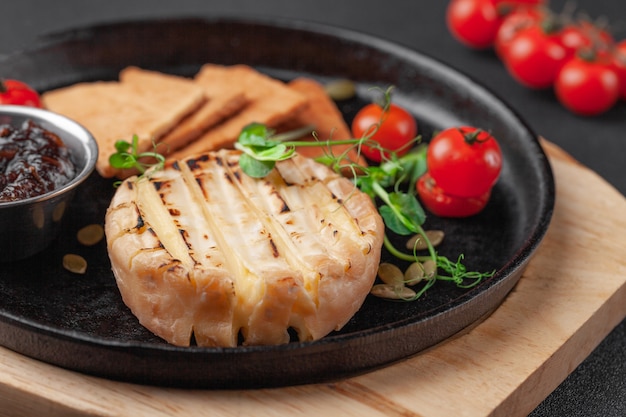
xmin=0 ymin=105 xmax=98 ymax=262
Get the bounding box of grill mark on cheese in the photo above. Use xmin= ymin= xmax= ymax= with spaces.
xmin=135 ymin=178 xmax=195 ymax=267
xmin=266 ymin=183 xmax=291 ymax=213
xmin=227 ymin=157 xmax=342 ymax=302
xmin=268 ymin=235 xmax=280 ymax=258
xmin=189 ymin=152 xmax=297 ymax=275
xmin=177 ymin=152 xmax=289 ymax=332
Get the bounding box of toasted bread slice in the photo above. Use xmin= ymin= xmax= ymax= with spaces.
xmin=119 ymin=67 xmax=249 ymax=156
xmin=166 ymin=64 xmax=309 ymax=161
xmin=42 ymin=67 xmax=206 ymax=178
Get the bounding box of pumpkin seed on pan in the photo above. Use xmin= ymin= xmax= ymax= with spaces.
xmin=370 ymin=283 xmax=416 ymax=300
xmin=77 ymin=224 xmax=105 ymax=246
xmin=63 ymin=254 xmax=87 ymax=274
xmin=406 ymin=230 xmax=445 ymax=251
xmin=377 ymin=263 xmax=405 ymax=287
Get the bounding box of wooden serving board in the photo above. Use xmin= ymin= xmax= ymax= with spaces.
xmin=1 ymin=140 xmax=625 ymax=417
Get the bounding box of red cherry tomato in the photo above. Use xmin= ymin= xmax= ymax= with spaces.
xmin=426 ymin=126 xmax=502 ymax=198
xmin=0 ymin=79 xmax=43 ymax=108
xmin=494 ymin=6 xmax=544 ymax=57
xmin=555 ymin=53 xmax=620 ymax=116
xmin=351 ymin=103 xmax=417 ymax=163
xmin=446 ymin=0 xmax=505 ymax=49
xmin=417 ymin=172 xmax=491 ymax=218
xmin=502 ymin=23 xmax=571 ymax=89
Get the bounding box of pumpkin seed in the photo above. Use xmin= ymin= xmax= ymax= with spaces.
xmin=63 ymin=254 xmax=87 ymax=274
xmin=324 ymin=79 xmax=356 ymax=101
xmin=377 ymin=262 xmax=405 ymax=286
xmin=370 ymin=283 xmax=416 ymax=300
xmin=404 ymin=262 xmax=425 ymax=286
xmin=422 ymin=259 xmax=438 ymax=279
xmin=406 ymin=230 xmax=445 ymax=251
xmin=77 ymin=224 xmax=105 ymax=246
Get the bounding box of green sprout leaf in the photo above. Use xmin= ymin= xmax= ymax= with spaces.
xmin=113 ymin=139 xmax=133 ymax=153
xmin=234 ymin=123 xmax=296 ymax=171
xmin=388 ymin=191 xmax=426 ymax=233
xmin=108 ymin=134 xmax=165 ymax=178
xmin=237 ymin=122 xmax=274 ymax=147
xmin=108 ymin=151 xmax=136 ymax=170
xmin=238 ymin=153 xmax=277 ymax=178
xmin=379 ymin=205 xmax=413 ymax=235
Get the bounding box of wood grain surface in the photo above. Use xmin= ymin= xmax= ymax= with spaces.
xmin=1 ymin=140 xmax=625 ymax=417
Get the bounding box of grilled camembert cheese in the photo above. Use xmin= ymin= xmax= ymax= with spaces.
xmin=105 ymin=149 xmax=384 ymax=347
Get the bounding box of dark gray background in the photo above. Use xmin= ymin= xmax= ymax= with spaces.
xmin=1 ymin=1 xmax=624 ymax=415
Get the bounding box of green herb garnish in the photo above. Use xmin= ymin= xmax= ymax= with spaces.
xmin=109 ymin=134 xmax=165 ymax=180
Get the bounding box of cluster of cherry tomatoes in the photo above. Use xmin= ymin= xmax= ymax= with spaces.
xmin=446 ymin=0 xmax=626 ymax=116
xmin=351 ymin=102 xmax=502 ymax=218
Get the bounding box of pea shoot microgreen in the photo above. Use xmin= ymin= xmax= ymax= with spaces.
xmin=108 ymin=135 xmax=166 ymax=183
xmin=235 ymin=122 xmax=495 ymax=302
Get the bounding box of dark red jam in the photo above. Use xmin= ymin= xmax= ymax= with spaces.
xmin=0 ymin=120 xmax=76 ymax=202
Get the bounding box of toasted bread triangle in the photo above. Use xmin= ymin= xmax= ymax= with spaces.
xmin=42 ymin=67 xmax=206 ymax=178
xmin=166 ymin=64 xmax=309 ymax=161
xmin=119 ymin=67 xmax=249 ymax=157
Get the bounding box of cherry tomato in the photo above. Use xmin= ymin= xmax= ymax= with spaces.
xmin=446 ymin=0 xmax=505 ymax=49
xmin=417 ymin=172 xmax=491 ymax=218
xmin=494 ymin=6 xmax=544 ymax=57
xmin=426 ymin=126 xmax=502 ymax=198
xmin=555 ymin=53 xmax=620 ymax=116
xmin=351 ymin=103 xmax=417 ymax=163
xmin=502 ymin=23 xmax=571 ymax=88
xmin=0 ymin=79 xmax=43 ymax=108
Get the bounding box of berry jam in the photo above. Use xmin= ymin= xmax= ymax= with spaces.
xmin=0 ymin=120 xmax=76 ymax=202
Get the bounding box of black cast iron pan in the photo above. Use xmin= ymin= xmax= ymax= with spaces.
xmin=0 ymin=16 xmax=554 ymax=389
